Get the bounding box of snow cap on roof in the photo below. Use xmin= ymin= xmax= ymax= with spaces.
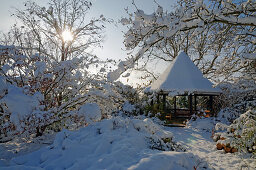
xmin=146 ymin=52 xmax=221 ymax=95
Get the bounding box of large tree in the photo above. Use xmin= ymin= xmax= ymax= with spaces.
xmin=111 ymin=0 xmax=256 ymax=83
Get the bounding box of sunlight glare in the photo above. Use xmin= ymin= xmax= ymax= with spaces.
xmin=62 ymin=30 xmax=73 ymax=42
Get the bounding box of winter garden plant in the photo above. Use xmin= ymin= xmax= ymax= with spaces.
xmin=0 ymin=44 xmax=140 ymax=141
xmin=214 ymin=109 xmax=256 ymax=155
xmin=216 ymin=79 xmax=256 ymax=123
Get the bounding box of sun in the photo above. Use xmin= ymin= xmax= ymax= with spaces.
xmin=62 ymin=30 xmax=73 ymax=42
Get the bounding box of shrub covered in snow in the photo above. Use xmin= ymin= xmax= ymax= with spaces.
xmin=0 ymin=45 xmax=142 ymax=141
xmin=0 ymin=82 xmax=127 ymax=142
xmin=78 ymin=103 xmax=101 ymax=123
xmin=0 ymin=45 xmax=104 ymax=111
xmin=214 ymin=109 xmax=256 ymax=155
xmin=117 ymin=101 xmax=143 ymax=117
xmin=122 ymin=101 xmax=136 ymax=114
xmin=216 ymin=79 xmax=256 ymax=122
xmin=0 ymin=85 xmax=47 ymax=141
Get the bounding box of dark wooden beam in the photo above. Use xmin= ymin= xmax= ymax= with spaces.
xmin=163 ymin=94 xmax=166 ymax=111
xmin=189 ymin=94 xmax=193 ymax=115
xmin=157 ymin=94 xmax=160 ymax=109
xmin=209 ymin=95 xmax=213 ymax=116
xmin=174 ymin=96 xmax=176 ymax=116
xmin=194 ymin=94 xmax=197 ymax=112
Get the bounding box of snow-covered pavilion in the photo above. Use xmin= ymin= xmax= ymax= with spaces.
xmin=145 ymin=52 xmax=221 ymax=117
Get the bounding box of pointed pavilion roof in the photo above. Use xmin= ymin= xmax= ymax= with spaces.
xmin=146 ymin=52 xmax=221 ymax=95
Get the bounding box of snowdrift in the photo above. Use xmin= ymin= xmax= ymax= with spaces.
xmin=2 ymin=117 xmax=198 ymax=170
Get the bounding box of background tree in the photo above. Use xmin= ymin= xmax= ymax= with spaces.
xmin=0 ymin=0 xmax=109 ymax=106
xmin=13 ymin=0 xmax=107 ymax=61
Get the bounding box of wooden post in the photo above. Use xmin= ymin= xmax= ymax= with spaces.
xmin=157 ymin=94 xmax=160 ymax=109
xmin=174 ymin=96 xmax=177 ymax=116
xmin=194 ymin=94 xmax=197 ymax=112
xmin=163 ymin=94 xmax=166 ymax=111
xmin=209 ymin=95 xmax=213 ymax=116
xmin=189 ymin=94 xmax=193 ymax=115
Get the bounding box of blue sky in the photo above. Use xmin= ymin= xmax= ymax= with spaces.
xmin=0 ymin=0 xmax=176 ymax=61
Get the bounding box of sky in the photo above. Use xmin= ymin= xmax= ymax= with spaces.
xmin=0 ymin=0 xmax=176 ymax=60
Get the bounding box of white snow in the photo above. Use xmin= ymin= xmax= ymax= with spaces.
xmin=0 ymin=116 xmax=200 ymax=170
xmin=122 ymin=101 xmax=136 ymax=113
xmin=1 ymin=116 xmax=255 ymax=170
xmin=186 ymin=116 xmax=215 ymax=132
xmin=78 ymin=103 xmax=102 ymax=123
xmin=147 ymin=52 xmax=221 ymax=95
xmin=166 ymin=118 xmax=256 ymax=170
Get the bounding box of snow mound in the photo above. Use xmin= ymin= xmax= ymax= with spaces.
xmin=3 ymin=117 xmax=198 ymax=170
xmin=78 ymin=103 xmax=101 ymax=123
xmin=128 ymin=151 xmax=196 ymax=170
xmin=186 ymin=116 xmax=215 ymax=132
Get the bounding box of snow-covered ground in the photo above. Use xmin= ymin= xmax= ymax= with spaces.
xmin=166 ymin=126 xmax=256 ymax=170
xmin=0 ymin=116 xmax=255 ymax=170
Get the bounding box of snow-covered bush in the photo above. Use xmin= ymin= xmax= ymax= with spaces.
xmin=0 ymin=45 xmax=141 ymax=140
xmin=0 ymin=80 xmax=136 ymax=141
xmin=0 ymin=45 xmax=97 ymax=109
xmin=117 ymin=101 xmax=144 ymax=118
xmin=0 ymin=83 xmax=90 ymax=141
xmin=122 ymin=101 xmax=136 ymax=113
xmin=218 ymin=79 xmax=256 ymax=109
xmin=216 ymin=79 xmax=256 ymax=122
xmin=214 ymin=109 xmax=256 ymax=155
xmin=0 ymin=84 xmax=50 ymax=141
xmin=78 ymin=103 xmax=101 ymax=124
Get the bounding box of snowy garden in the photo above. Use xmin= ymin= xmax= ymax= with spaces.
xmin=0 ymin=0 xmax=255 ymax=169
